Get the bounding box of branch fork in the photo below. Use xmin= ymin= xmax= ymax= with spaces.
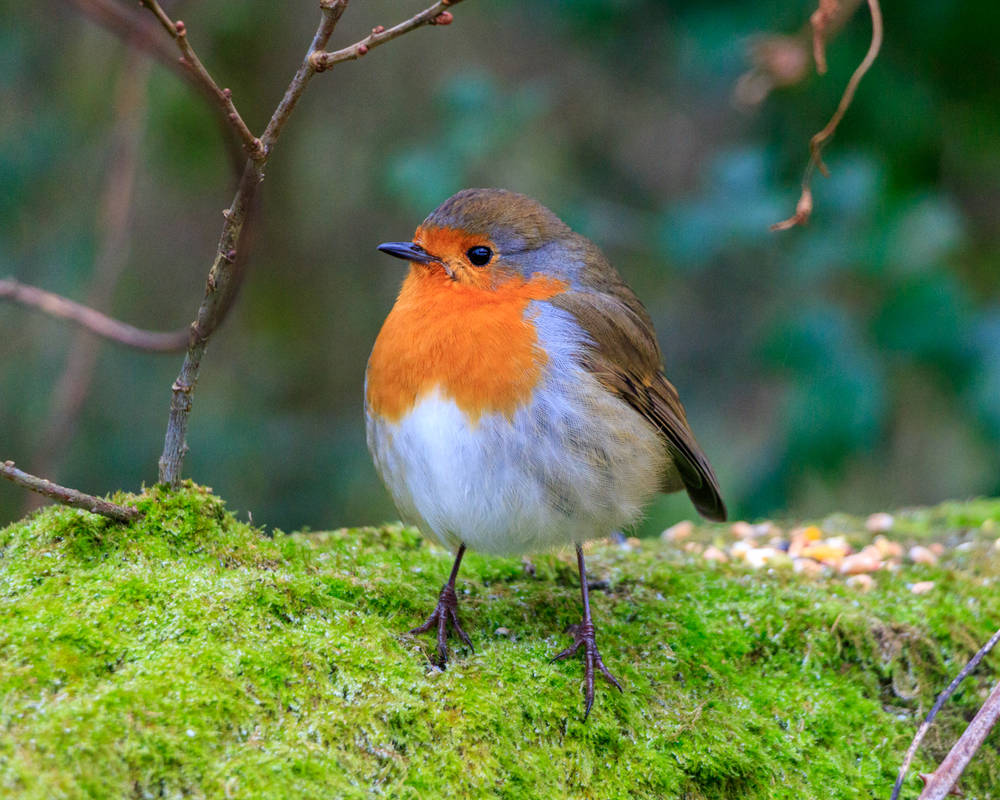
xmin=310 ymin=0 xmax=461 ymax=71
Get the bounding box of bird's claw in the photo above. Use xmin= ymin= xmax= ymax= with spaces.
xmin=407 ymin=582 xmax=473 ymax=666
xmin=552 ymin=619 xmax=623 ymax=718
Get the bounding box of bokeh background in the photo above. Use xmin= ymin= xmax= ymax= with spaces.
xmin=2 ymin=0 xmax=998 ymax=534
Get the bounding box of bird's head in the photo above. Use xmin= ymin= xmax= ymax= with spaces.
xmin=378 ymin=188 xmax=594 ymax=289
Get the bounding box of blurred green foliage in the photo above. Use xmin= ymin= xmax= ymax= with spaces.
xmin=1 ymin=0 xmax=998 ymax=532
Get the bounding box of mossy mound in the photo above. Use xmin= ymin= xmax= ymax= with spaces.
xmin=2 ymin=485 xmax=999 ymax=798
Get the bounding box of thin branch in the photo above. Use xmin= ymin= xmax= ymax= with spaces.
xmin=157 ymin=0 xmax=468 ymax=486
xmin=890 ymin=626 xmax=1000 ymax=800
xmin=138 ymin=0 xmax=264 ymax=159
xmin=158 ymin=161 xmax=262 ymax=485
xmin=810 ymin=0 xmax=842 ymax=75
xmin=918 ymin=675 xmax=1000 ymax=799
xmin=0 ymin=278 xmax=189 ymax=352
xmin=310 ymin=0 xmax=459 ymax=71
xmin=771 ymin=0 xmax=883 ymax=231
xmin=1 ymin=461 xmax=141 ymax=523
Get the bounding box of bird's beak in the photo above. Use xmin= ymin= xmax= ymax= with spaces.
xmin=377 ymin=241 xmax=439 ymax=265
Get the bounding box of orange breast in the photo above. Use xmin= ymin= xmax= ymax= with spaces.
xmin=366 ymin=267 xmax=567 ymax=423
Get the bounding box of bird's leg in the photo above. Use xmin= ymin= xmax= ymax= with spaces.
xmin=552 ymin=542 xmax=623 ymax=718
xmin=407 ymin=543 xmax=474 ymax=666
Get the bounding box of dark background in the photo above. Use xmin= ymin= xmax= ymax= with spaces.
xmin=2 ymin=0 xmax=998 ymax=534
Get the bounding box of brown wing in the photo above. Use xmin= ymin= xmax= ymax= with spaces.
xmin=550 ymin=263 xmax=727 ymax=522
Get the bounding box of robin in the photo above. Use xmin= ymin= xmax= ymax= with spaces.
xmin=366 ymin=188 xmax=726 ymax=717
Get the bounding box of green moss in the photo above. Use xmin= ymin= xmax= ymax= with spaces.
xmin=2 ymin=485 xmax=1000 ymax=798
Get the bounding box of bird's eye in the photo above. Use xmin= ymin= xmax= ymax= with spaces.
xmin=466 ymin=246 xmax=493 ymax=266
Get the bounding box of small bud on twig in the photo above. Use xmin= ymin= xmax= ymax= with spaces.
xmin=430 ymin=11 xmax=454 ymax=24
xmin=357 ymin=44 xmax=369 ymax=55
xmin=175 ymin=19 xmax=186 ymax=36
xmin=372 ymin=25 xmax=385 ymax=34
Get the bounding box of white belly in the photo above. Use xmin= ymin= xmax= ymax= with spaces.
xmin=365 ymin=372 xmax=668 ymax=555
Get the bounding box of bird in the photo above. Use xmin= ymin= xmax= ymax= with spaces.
xmin=365 ymin=188 xmax=726 ymax=717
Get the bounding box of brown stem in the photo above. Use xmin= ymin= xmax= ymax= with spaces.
xmin=138 ymin=0 xmax=264 ymax=159
xmin=157 ymin=160 xmax=261 ymax=485
xmin=1 ymin=460 xmax=141 ymax=523
xmin=771 ymin=0 xmax=883 ymax=231
xmin=891 ymin=626 xmax=1000 ymax=800
xmin=0 ymin=279 xmax=189 ymax=352
xmin=310 ymin=0 xmax=462 ymax=71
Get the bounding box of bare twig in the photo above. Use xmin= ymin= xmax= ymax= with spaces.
xmin=1 ymin=461 xmax=141 ymax=523
xmin=918 ymin=675 xmax=1000 ymax=799
xmin=138 ymin=0 xmax=264 ymax=159
xmin=0 ymin=279 xmax=189 ymax=352
xmin=890 ymin=626 xmax=1000 ymax=800
xmin=157 ymin=0 xmax=467 ymax=486
xmin=771 ymin=0 xmax=883 ymax=231
xmin=810 ymin=0 xmax=841 ymax=74
xmin=310 ymin=0 xmax=459 ymax=71
xmin=157 ymin=160 xmax=261 ymax=485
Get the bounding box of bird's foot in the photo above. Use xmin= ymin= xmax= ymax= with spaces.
xmin=406 ymin=582 xmax=473 ymax=666
xmin=552 ymin=618 xmax=623 ymax=718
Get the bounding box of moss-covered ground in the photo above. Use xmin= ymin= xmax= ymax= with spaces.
xmin=2 ymin=485 xmax=999 ymax=799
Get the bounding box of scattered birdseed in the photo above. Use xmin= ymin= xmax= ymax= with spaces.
xmin=873 ymin=535 xmax=903 ymax=559
xmin=662 ymin=520 xmax=694 ymax=543
xmin=702 ymin=545 xmax=728 ymax=563
xmin=793 ymin=557 xmax=825 ymax=577
xmin=840 ymin=552 xmax=881 ymax=575
xmin=908 ymin=545 xmax=938 ymax=566
xmin=846 ymin=574 xmax=875 ymax=592
xmin=660 ymin=514 xmax=958 ymax=588
xmin=865 ymin=512 xmax=894 ymax=532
